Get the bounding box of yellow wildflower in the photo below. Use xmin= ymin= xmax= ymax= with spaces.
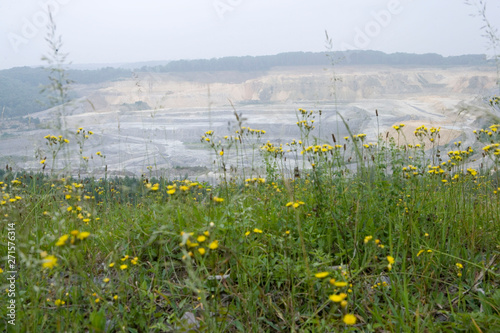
xmin=42 ymin=255 xmax=58 ymax=269
xmin=343 ymin=314 xmax=357 ymax=325
xmin=314 ymin=272 xmax=329 ymax=278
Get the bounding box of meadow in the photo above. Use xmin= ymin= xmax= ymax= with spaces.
xmin=1 ymin=106 xmax=500 ymax=332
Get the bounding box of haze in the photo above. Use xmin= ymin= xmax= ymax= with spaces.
xmin=1 ymin=0 xmax=500 ymax=70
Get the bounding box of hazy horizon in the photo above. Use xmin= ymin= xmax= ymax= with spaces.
xmin=1 ymin=0 xmax=500 ymax=70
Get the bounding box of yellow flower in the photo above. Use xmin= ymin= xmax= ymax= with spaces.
xmin=109 ymin=263 xmax=115 ymax=268
xmin=245 ymin=231 xmax=251 ymax=236
xmin=0 ymin=268 xmax=3 ymax=274
xmin=167 ymin=189 xmax=176 ymax=195
xmin=198 ymin=248 xmax=206 ymax=255
xmin=95 ymin=298 xmax=100 ymax=303
xmin=70 ymin=230 xmax=79 ymax=236
xmin=285 ymin=202 xmax=293 ymax=207
xmin=120 ymin=264 xmax=128 ymax=270
xmin=208 ymin=240 xmax=219 ymax=250
xmin=364 ymin=235 xmax=373 ymax=243
xmin=77 ymin=231 xmax=90 ymax=240
xmin=197 ymin=235 xmax=206 ymax=242
xmin=417 ymin=249 xmax=425 ymax=257
xmin=42 ymin=255 xmax=58 ymax=269
xmin=314 ymin=272 xmax=329 ymax=278
xmin=103 ymin=278 xmax=110 ymax=283
xmin=456 ymin=263 xmax=463 ymax=269
xmin=343 ymin=314 xmax=357 ymax=325
xmin=219 ymin=151 xmax=224 ymax=156
xmin=253 ymin=228 xmax=263 ymax=234
xmin=56 ymin=234 xmax=69 ymax=246
xmin=54 ymin=299 xmax=65 ymax=306
xmin=213 ymin=197 xmax=224 ymax=203
xmin=121 ymin=255 xmax=129 ymax=261
xmin=387 ymin=256 xmax=395 ymax=264
xmin=113 ymin=295 xmax=119 ymax=300
xmin=334 ymin=281 xmax=348 ymax=287
xmin=329 ymin=293 xmax=348 ymax=302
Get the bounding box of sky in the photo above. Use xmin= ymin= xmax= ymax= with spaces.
xmin=1 ymin=0 xmax=499 ymax=70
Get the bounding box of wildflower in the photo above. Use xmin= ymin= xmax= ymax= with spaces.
xmin=109 ymin=263 xmax=115 ymax=268
xmin=95 ymin=298 xmax=100 ymax=303
xmin=197 ymin=235 xmax=206 ymax=242
xmin=54 ymin=299 xmax=65 ymax=306
xmin=42 ymin=255 xmax=58 ymax=269
xmin=120 ymin=264 xmax=128 ymax=270
xmin=417 ymin=249 xmax=425 ymax=257
xmin=208 ymin=240 xmax=219 ymax=250
xmin=286 ymin=202 xmax=293 ymax=207
xmin=334 ymin=281 xmax=348 ymax=287
xmin=387 ymin=256 xmax=395 ymax=271
xmin=167 ymin=189 xmax=176 ymax=195
xmin=219 ymin=151 xmax=224 ymax=156
xmin=103 ymin=278 xmax=110 ymax=283
xmin=253 ymin=228 xmax=263 ymax=234
xmin=113 ymin=295 xmax=118 ymax=300
xmin=329 ymin=293 xmax=348 ymax=302
xmin=70 ymin=230 xmax=79 ymax=236
xmin=213 ymin=197 xmax=224 ymax=203
xmin=56 ymin=234 xmax=69 ymax=247
xmin=77 ymin=231 xmax=90 ymax=240
xmin=131 ymin=257 xmax=139 ymax=265
xmin=343 ymin=314 xmax=357 ymax=325
xmin=121 ymin=255 xmax=129 ymax=261
xmin=198 ymin=248 xmax=206 ymax=255
xmin=40 ymin=159 xmax=46 ymax=164
xmin=245 ymin=231 xmax=251 ymax=236
xmin=456 ymin=263 xmax=463 ymax=269
xmin=364 ymin=235 xmax=373 ymax=243
xmin=0 ymin=268 xmax=2 ymax=274
xmin=314 ymin=272 xmax=329 ymax=278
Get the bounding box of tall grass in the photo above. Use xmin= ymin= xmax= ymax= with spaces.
xmin=1 ymin=104 xmax=499 ymax=332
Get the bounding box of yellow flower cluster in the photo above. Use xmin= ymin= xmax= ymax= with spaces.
xmin=55 ymin=230 xmax=91 ymax=246
xmin=285 ymin=200 xmax=305 ymax=208
xmin=261 ymin=141 xmax=284 ymax=156
xmin=245 ymin=178 xmax=266 ymax=184
xmin=180 ymin=230 xmax=218 ymax=259
xmin=44 ymin=135 xmax=70 ymax=145
xmin=313 ymin=270 xmax=357 ymax=325
xmin=240 ymin=126 xmax=266 ymax=135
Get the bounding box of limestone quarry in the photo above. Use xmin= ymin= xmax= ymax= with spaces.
xmin=1 ymin=65 xmax=498 ymax=179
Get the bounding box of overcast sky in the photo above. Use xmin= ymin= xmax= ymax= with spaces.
xmin=1 ymin=0 xmax=499 ymax=70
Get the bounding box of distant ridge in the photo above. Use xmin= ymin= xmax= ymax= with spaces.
xmin=142 ymin=51 xmax=491 ymax=73
xmin=0 ymin=50 xmax=493 ymax=118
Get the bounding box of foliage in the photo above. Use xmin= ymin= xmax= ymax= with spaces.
xmin=0 ymin=110 xmax=499 ymax=332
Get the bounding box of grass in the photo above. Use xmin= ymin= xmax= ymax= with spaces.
xmin=1 ymin=107 xmax=500 ymax=332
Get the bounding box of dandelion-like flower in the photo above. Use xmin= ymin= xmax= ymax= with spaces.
xmin=42 ymin=255 xmax=58 ymax=269
xmin=314 ymin=272 xmax=329 ymax=278
xmin=343 ymin=314 xmax=357 ymax=325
